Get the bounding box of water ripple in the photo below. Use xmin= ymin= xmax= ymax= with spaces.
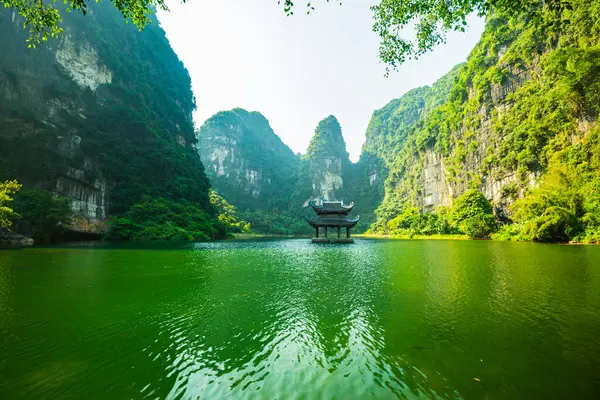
xmin=1 ymin=240 xmax=600 ymax=399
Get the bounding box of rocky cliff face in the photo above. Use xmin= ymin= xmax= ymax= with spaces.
xmin=0 ymin=8 xmax=113 ymax=220
xmin=197 ymin=108 xmax=299 ymax=210
xmin=197 ymin=112 xmax=355 ymax=233
xmin=304 ymin=116 xmax=350 ymax=201
xmin=371 ymin=1 xmax=600 ymax=231
xmin=349 ymin=65 xmax=464 ymax=228
xmin=0 ymin=4 xmax=213 ymax=227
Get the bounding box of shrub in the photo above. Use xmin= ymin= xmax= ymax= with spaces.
xmin=209 ymin=190 xmax=251 ymax=233
xmin=0 ymin=180 xmax=21 ymax=229
xmin=106 ymin=197 xmax=227 ymax=241
xmin=12 ymin=188 xmax=72 ymax=243
xmin=451 ymin=189 xmax=497 ymax=238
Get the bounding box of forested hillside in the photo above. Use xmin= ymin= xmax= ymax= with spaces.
xmin=0 ymin=4 xmax=226 ymax=241
xmin=15 ymin=0 xmax=593 ymax=242
xmin=198 ymin=112 xmax=356 ymax=234
xmin=370 ymin=0 xmax=600 ymax=243
xmin=348 ymin=64 xmax=464 ymax=229
xmin=199 ymin=0 xmax=600 ymax=243
xmin=197 ymin=108 xmax=307 ymax=234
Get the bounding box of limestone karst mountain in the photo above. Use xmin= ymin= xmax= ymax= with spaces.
xmin=198 ymin=112 xmax=356 ymax=233
xmin=0 ymin=3 xmax=217 ymax=236
xmin=304 ymin=115 xmax=351 ymax=201
xmin=197 ymin=108 xmax=298 ymax=210
xmin=368 ymin=0 xmax=600 ymax=241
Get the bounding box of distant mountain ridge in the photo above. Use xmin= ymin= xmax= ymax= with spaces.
xmin=196 ymin=65 xmax=459 ymax=234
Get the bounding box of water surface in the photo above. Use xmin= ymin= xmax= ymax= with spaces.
xmin=1 ymin=239 xmax=599 ymax=399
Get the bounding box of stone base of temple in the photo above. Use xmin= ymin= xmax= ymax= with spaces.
xmin=311 ymin=238 xmax=354 ymax=244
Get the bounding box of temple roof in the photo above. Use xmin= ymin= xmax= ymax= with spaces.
xmin=305 ymin=215 xmax=360 ymax=228
xmin=310 ymin=200 xmax=354 ymax=215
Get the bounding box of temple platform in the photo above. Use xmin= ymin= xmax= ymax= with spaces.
xmin=311 ymin=238 xmax=354 ymax=244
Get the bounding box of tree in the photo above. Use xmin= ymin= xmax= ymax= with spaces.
xmin=12 ymin=188 xmax=72 ymax=243
xmin=1 ymin=0 xmax=170 ymax=47
xmin=209 ymin=190 xmax=251 ymax=233
xmin=3 ymin=0 xmax=571 ymax=65
xmin=451 ymin=189 xmax=497 ymax=238
xmin=511 ymin=163 xmax=584 ymax=242
xmin=0 ymin=180 xmax=21 ymax=229
xmin=105 ymin=196 xmax=228 ymax=241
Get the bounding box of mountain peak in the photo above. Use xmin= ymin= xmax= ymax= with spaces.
xmin=306 ymin=115 xmax=348 ymax=161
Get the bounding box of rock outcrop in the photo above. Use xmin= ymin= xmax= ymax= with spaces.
xmin=367 ymin=2 xmax=600 ymax=233
xmin=0 ymin=3 xmax=213 ymax=231
xmin=197 ymin=111 xmax=355 ymax=233
xmin=198 ymin=108 xmax=299 ymax=209
xmin=0 ymin=229 xmax=34 ymax=248
xmin=304 ymin=116 xmax=350 ymax=201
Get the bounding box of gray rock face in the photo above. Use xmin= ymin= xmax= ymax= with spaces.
xmin=0 ymin=230 xmax=34 ymax=247
xmin=199 ymin=129 xmax=265 ymax=199
xmin=389 ymin=64 xmax=543 ymax=219
xmin=1 ymin=4 xmax=200 ymax=231
xmin=55 ymin=167 xmax=108 ymax=219
xmin=305 ymin=116 xmax=350 ymax=201
xmin=0 ymin=15 xmax=111 ymax=223
xmin=308 ymin=156 xmax=344 ymax=201
xmin=198 ymin=111 xmax=355 ymax=227
xmin=197 ymin=109 xmax=299 ymax=209
xmin=420 ymin=149 xmax=453 ymax=211
xmin=55 ymin=31 xmax=112 ymax=91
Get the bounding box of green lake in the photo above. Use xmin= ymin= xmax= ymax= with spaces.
xmin=1 ymin=239 xmax=599 ymax=399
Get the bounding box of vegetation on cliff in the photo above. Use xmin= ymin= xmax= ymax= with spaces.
xmin=198 ymin=109 xmax=331 ymax=236
xmin=209 ymin=190 xmax=251 ymax=234
xmin=197 ymin=109 xmax=309 ymax=235
xmin=198 ymin=109 xmax=298 ymax=211
xmin=384 ymin=190 xmax=497 ymax=238
xmin=306 ymin=116 xmax=350 ymax=162
xmin=350 ymin=64 xmax=464 ymax=230
xmin=368 ymin=0 xmax=600 ymax=243
xmin=0 ymin=3 xmax=220 ymax=241
xmin=12 ymin=188 xmax=72 ymax=243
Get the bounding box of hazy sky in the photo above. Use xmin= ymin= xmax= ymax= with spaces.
xmin=157 ymin=0 xmax=485 ymax=161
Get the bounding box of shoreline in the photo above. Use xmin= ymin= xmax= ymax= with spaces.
xmin=356 ymin=233 xmax=597 ymax=245
xmin=355 ymin=233 xmax=470 ymax=241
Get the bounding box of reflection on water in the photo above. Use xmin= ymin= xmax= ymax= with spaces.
xmin=1 ymin=239 xmax=600 ymax=399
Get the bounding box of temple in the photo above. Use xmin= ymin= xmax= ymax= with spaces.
xmin=305 ymin=200 xmax=359 ymax=243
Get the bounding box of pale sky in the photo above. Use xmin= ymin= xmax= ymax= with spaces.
xmin=157 ymin=0 xmax=485 ymax=161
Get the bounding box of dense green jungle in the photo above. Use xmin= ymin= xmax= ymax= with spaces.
xmin=2 ymin=1 xmax=600 ymax=399
xmin=197 ymin=0 xmax=600 ymax=244
xmin=1 ymin=0 xmax=600 ymax=244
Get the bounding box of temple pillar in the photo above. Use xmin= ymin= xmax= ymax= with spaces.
xmin=337 ymin=227 xmax=341 ymax=239
xmin=325 ymin=227 xmax=328 ymax=238
xmin=315 ymin=227 xmax=319 ymax=238
xmin=346 ymin=227 xmax=350 ymax=239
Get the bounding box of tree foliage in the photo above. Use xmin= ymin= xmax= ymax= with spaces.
xmin=385 ymin=206 xmax=458 ymax=236
xmin=367 ymin=0 xmax=600 ymax=243
xmin=210 ymin=190 xmax=251 ymax=233
xmin=1 ymin=0 xmax=172 ymax=47
xmin=450 ymin=189 xmax=497 ymax=238
xmin=498 ymin=138 xmax=600 ymax=243
xmin=3 ymin=0 xmax=573 ymax=67
xmin=382 ymin=194 xmax=496 ymax=238
xmin=12 ymin=188 xmax=72 ymax=243
xmin=0 ymin=180 xmax=21 ymax=229
xmin=106 ymin=197 xmax=227 ymax=241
